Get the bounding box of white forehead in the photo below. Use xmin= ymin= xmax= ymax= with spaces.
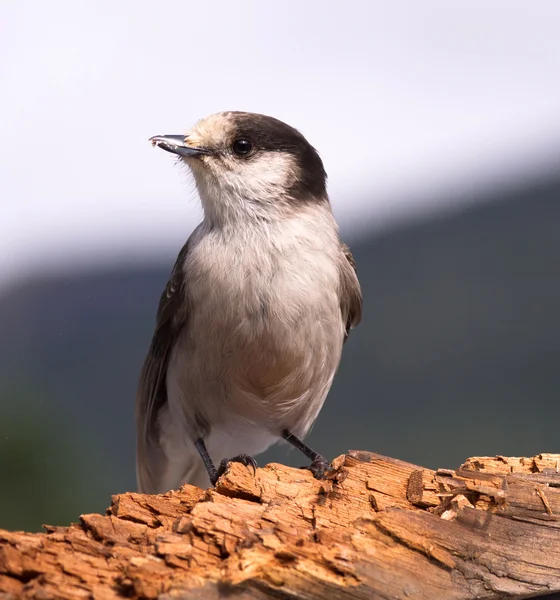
xmin=186 ymin=112 xmax=236 ymax=148
xmin=186 ymin=111 xmax=301 ymax=186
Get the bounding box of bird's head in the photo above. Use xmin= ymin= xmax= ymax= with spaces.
xmin=150 ymin=111 xmax=327 ymax=224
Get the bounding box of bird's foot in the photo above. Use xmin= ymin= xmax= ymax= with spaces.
xmin=211 ymin=454 xmax=258 ymax=485
xmin=301 ymin=455 xmax=334 ymax=480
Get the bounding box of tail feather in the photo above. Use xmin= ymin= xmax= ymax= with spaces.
xmin=180 ymin=459 xmax=212 ymax=490
xmin=137 ymin=442 xmax=211 ymax=493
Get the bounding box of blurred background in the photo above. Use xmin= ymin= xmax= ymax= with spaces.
xmin=1 ymin=0 xmax=560 ymax=533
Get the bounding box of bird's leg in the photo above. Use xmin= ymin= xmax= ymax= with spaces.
xmin=194 ymin=439 xmax=257 ymax=486
xmin=282 ymin=430 xmax=333 ymax=479
xmin=194 ymin=438 xmax=218 ymax=484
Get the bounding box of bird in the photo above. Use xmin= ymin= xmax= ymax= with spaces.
xmin=136 ymin=111 xmax=362 ymax=493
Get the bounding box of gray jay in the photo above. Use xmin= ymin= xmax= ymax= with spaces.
xmin=136 ymin=111 xmax=362 ymax=493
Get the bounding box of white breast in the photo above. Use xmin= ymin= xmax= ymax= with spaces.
xmin=188 ymin=204 xmax=342 ymax=333
xmin=164 ymin=203 xmax=345 ymax=451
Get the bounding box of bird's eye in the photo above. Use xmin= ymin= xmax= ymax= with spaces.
xmin=232 ymin=139 xmax=253 ymax=156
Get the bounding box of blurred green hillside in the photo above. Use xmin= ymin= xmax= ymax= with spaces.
xmin=1 ymin=171 xmax=559 ymax=531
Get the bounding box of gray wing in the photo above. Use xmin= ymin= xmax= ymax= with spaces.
xmin=340 ymin=242 xmax=362 ymax=340
xmin=135 ymin=240 xmax=190 ymax=493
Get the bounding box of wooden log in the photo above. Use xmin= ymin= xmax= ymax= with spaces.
xmin=1 ymin=451 xmax=560 ymax=599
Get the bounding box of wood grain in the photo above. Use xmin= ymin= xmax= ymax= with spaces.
xmin=1 ymin=451 xmax=560 ymax=599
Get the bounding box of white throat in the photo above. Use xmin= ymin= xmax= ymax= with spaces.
xmin=189 ymin=151 xmax=302 ymax=227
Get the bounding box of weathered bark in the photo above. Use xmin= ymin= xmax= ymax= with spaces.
xmin=1 ymin=451 xmax=560 ymax=599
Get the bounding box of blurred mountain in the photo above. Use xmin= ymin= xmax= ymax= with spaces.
xmin=1 ymin=172 xmax=559 ymax=531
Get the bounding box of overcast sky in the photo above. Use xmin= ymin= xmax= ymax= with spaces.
xmin=2 ymin=1 xmax=560 ymax=287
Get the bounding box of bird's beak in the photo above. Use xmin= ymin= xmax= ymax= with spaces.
xmin=149 ymin=135 xmax=211 ymax=157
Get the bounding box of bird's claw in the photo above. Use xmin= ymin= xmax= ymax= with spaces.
xmin=300 ymin=456 xmax=334 ymax=480
xmin=211 ymin=454 xmax=258 ymax=485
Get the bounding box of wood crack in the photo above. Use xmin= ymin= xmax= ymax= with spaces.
xmin=1 ymin=452 xmax=560 ymax=599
